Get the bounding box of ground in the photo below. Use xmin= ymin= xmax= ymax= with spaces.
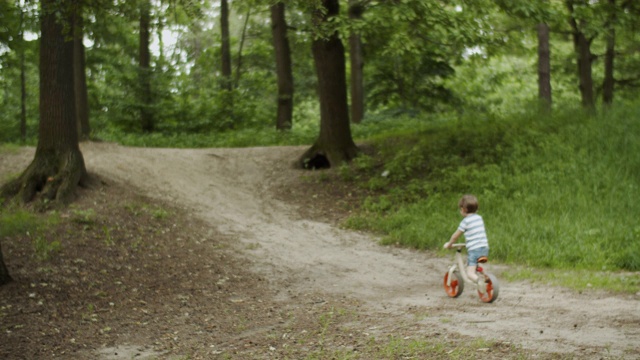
xmin=0 ymin=142 xmax=639 ymax=360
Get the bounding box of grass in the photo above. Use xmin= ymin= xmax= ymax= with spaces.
xmin=297 ymin=333 xmax=528 ymax=360
xmin=502 ymin=267 xmax=640 ymax=293
xmin=339 ymin=105 xmax=640 ymax=292
xmin=0 ymin=206 xmax=61 ymax=260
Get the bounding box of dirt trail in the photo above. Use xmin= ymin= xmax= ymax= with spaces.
xmin=4 ymin=142 xmax=640 ymax=359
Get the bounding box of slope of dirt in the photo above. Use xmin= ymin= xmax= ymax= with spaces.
xmin=1 ymin=142 xmax=639 ymax=359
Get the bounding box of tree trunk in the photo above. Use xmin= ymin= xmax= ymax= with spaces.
xmin=603 ymin=0 xmax=616 ymax=105
xmin=299 ymin=0 xmax=359 ymax=169
xmin=567 ymin=1 xmax=595 ymax=109
xmin=0 ymin=241 xmax=11 ymax=286
xmin=348 ymin=0 xmax=365 ymax=124
xmin=270 ymin=2 xmax=294 ymax=131
xmin=73 ymin=2 xmax=91 ymax=140
xmin=19 ymin=8 xmax=27 ymax=143
xmin=235 ymin=9 xmax=251 ymax=89
xmin=220 ymin=0 xmax=232 ymax=91
xmin=139 ymin=0 xmax=154 ymax=132
xmin=219 ymin=0 xmax=234 ymax=127
xmin=537 ymin=22 xmax=552 ymax=112
xmin=0 ymin=0 xmax=87 ymax=205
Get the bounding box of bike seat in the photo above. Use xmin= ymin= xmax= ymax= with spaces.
xmin=477 ymin=256 xmax=488 ymax=264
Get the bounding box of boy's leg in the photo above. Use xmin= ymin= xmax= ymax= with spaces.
xmin=466 ymin=266 xmax=479 ymax=282
xmin=467 ymin=265 xmax=487 ymax=294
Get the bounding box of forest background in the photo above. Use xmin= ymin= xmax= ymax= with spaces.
xmin=1 ymin=0 xmax=640 ymax=291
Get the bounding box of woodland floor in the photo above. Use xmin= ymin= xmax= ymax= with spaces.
xmin=0 ymin=142 xmax=639 ymax=360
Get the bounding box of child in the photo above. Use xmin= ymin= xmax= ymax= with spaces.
xmin=443 ymin=194 xmax=490 ymax=292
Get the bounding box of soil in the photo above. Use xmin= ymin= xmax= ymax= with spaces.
xmin=1 ymin=142 xmax=639 ymax=360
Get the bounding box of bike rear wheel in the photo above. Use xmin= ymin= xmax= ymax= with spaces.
xmin=444 ymin=270 xmax=464 ymax=298
xmin=477 ymin=272 xmax=499 ymax=303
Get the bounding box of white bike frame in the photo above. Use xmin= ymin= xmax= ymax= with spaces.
xmin=446 ymin=243 xmax=471 ymax=287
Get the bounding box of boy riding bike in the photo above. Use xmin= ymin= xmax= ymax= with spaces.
xmin=443 ymin=194 xmax=490 ymax=293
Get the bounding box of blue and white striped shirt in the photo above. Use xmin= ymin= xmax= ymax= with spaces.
xmin=457 ymin=213 xmax=489 ymax=251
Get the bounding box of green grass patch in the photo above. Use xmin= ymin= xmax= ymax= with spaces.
xmin=0 ymin=207 xmax=58 ymax=238
xmin=339 ymin=104 xmax=640 ymax=293
xmin=503 ymin=267 xmax=640 ymax=294
xmin=0 ymin=207 xmax=61 ymax=260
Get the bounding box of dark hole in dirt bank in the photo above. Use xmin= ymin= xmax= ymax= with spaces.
xmin=304 ymin=153 xmax=330 ymax=169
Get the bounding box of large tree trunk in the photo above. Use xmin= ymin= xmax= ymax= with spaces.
xmin=220 ymin=0 xmax=232 ymax=91
xmin=299 ymin=0 xmax=359 ymax=169
xmin=567 ymin=0 xmax=595 ymax=109
xmin=537 ymin=22 xmax=552 ymax=111
xmin=139 ymin=0 xmax=154 ymax=132
xmin=0 ymin=242 xmax=11 ymax=286
xmin=73 ymin=1 xmax=91 ymax=140
xmin=0 ymin=0 xmax=87 ymax=205
xmin=270 ymin=2 xmax=294 ymax=131
xmin=603 ymin=0 xmax=616 ymax=105
xmin=348 ymin=0 xmax=365 ymax=124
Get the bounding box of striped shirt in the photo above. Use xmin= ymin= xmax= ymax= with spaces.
xmin=457 ymin=213 xmax=489 ymax=251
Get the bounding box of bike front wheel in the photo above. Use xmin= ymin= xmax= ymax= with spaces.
xmin=477 ymin=272 xmax=499 ymax=303
xmin=444 ymin=270 xmax=464 ymax=298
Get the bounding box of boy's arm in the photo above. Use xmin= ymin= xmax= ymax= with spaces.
xmin=444 ymin=230 xmax=463 ymax=249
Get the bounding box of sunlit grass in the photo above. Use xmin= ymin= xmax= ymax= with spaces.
xmin=503 ymin=267 xmax=640 ymax=294
xmin=339 ymin=105 xmax=640 ymax=293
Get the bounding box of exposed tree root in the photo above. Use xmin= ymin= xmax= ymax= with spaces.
xmin=1 ymin=149 xmax=88 ymax=206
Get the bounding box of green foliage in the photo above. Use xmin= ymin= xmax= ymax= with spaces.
xmin=94 ymin=98 xmax=323 ymax=148
xmin=342 ymin=104 xmax=640 ymax=276
xmin=3 ymin=0 xmax=640 ymax=144
xmin=0 ymin=36 xmax=39 ymax=143
xmin=361 ymin=0 xmax=494 ymax=113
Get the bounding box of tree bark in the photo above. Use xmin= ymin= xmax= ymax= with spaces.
xmin=139 ymin=0 xmax=154 ymax=132
xmin=0 ymin=0 xmax=87 ymax=205
xmin=537 ymin=22 xmax=552 ymax=112
xmin=73 ymin=1 xmax=91 ymax=140
xmin=270 ymin=2 xmax=294 ymax=130
xmin=19 ymin=8 xmax=27 ymax=143
xmin=348 ymin=0 xmax=365 ymax=124
xmin=0 ymin=241 xmax=11 ymax=286
xmin=235 ymin=9 xmax=251 ymax=89
xmin=566 ymin=0 xmax=595 ymax=109
xmin=299 ymin=0 xmax=359 ymax=169
xmin=220 ymin=0 xmax=232 ymax=91
xmin=603 ymin=0 xmax=616 ymax=105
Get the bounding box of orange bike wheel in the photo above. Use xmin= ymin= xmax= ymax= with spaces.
xmin=477 ymin=273 xmax=499 ymax=303
xmin=444 ymin=270 xmax=464 ymax=298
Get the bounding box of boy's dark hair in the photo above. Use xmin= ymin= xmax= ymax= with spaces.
xmin=459 ymin=194 xmax=479 ymax=213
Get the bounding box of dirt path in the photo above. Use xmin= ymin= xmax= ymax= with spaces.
xmin=3 ymin=142 xmax=640 ymax=359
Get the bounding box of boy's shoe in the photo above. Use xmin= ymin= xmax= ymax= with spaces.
xmin=477 ymin=278 xmax=487 ymax=294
